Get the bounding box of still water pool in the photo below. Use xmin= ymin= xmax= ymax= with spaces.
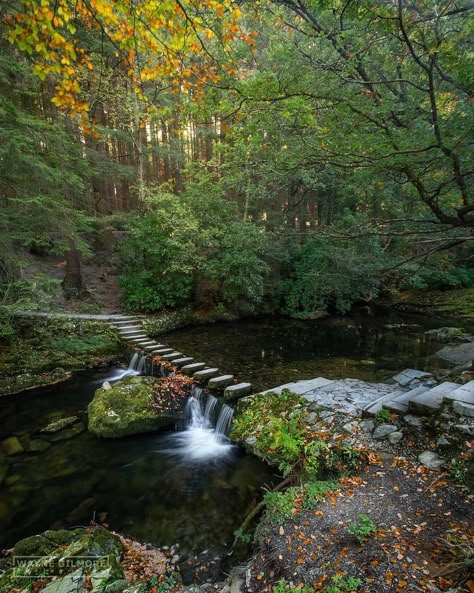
xmin=0 ymin=369 xmax=277 ymax=581
xmin=0 ymin=312 xmax=470 ymax=580
xmin=163 ymin=312 xmax=470 ymax=392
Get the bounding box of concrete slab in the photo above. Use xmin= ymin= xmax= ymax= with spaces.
xmin=224 ymin=383 xmax=252 ymax=401
xmin=173 ymin=357 xmax=194 ymax=368
xmin=161 ymin=352 xmax=183 ymax=361
xmin=410 ymin=382 xmax=461 ymax=414
xmin=181 ymin=362 xmax=206 ymax=375
xmin=444 ymin=381 xmax=474 ymax=405
xmin=262 ymin=377 xmax=334 ymax=396
xmin=436 ymin=343 xmax=474 ymax=366
xmin=392 ymin=369 xmax=433 ymax=387
xmin=208 ymin=375 xmax=234 ymax=389
xmin=452 ymin=401 xmax=474 ymax=417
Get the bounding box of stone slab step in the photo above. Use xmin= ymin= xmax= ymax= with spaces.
xmin=144 ymin=344 xmax=166 ymax=352
xmin=131 ymin=340 xmax=156 ymax=347
xmin=444 ymin=381 xmax=474 ymax=405
xmin=383 ymin=400 xmax=409 ymax=413
xmin=161 ymin=352 xmax=183 ymax=362
xmin=382 ymin=385 xmax=431 ymax=413
xmin=224 ymin=383 xmax=252 ymax=401
xmin=392 ymin=368 xmax=433 ymax=387
xmin=173 ymin=357 xmax=194 ymax=368
xmin=409 ymin=382 xmax=461 ymax=415
xmin=152 ymin=348 xmax=174 ymax=355
xmin=193 ymin=368 xmax=219 ymax=382
xmin=128 ymin=337 xmax=149 ymax=343
xmin=118 ymin=325 xmax=141 ymax=330
xmin=208 ymin=375 xmax=234 ymax=390
xmin=181 ymin=362 xmax=206 ymax=375
xmin=452 ymin=401 xmax=474 ymax=418
xmin=120 ymin=330 xmax=143 ymax=336
xmin=365 ymin=390 xmax=408 ymax=415
xmin=262 ymin=377 xmax=334 ymax=396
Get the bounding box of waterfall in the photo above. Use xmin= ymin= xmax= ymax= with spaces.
xmin=137 ymin=355 xmax=146 ymax=374
xmin=128 ymin=352 xmax=139 ymax=370
xmin=215 ymin=404 xmax=234 ymax=441
xmin=164 ymin=391 xmax=235 ymax=461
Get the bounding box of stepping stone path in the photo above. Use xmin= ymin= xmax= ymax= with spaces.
xmin=261 ymin=370 xmax=474 ymax=424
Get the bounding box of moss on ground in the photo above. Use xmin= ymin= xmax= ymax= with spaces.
xmin=396 ymin=288 xmax=474 ymax=319
xmin=142 ymin=306 xmax=239 ymax=338
xmin=0 ymin=318 xmax=122 ymax=396
xmin=231 ymin=390 xmax=364 ymax=479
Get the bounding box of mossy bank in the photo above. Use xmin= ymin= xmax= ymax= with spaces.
xmin=0 ymin=318 xmax=122 ymax=396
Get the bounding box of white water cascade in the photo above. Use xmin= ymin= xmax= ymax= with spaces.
xmin=163 ymin=387 xmax=236 ymax=461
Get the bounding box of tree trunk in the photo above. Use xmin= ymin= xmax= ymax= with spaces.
xmin=63 ymin=242 xmax=85 ymax=299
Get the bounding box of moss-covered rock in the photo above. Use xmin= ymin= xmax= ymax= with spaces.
xmin=1 ymin=436 xmax=24 ymax=456
xmin=1 ymin=528 xmax=125 ymax=593
xmin=425 ymin=326 xmax=472 ymax=343
xmin=87 ymin=376 xmax=176 ymax=439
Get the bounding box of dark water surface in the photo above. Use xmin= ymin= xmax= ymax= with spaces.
xmin=1 ymin=312 xmax=471 ymax=578
xmin=164 ymin=312 xmax=473 ymax=392
xmin=0 ymin=369 xmax=277 ymax=574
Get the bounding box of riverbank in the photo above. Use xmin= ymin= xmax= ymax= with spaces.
xmin=0 ymin=317 xmax=122 ymax=396
xmin=228 ymin=386 xmax=474 ymax=593
xmin=388 ymin=288 xmax=474 ymax=320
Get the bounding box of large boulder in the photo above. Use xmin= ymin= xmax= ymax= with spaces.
xmin=0 ymin=528 xmax=125 ymax=593
xmin=87 ymin=376 xmax=180 ymax=439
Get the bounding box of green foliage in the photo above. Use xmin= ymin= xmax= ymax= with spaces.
xmin=376 ymin=409 xmax=392 ymax=423
xmin=44 ymin=334 xmax=120 ymax=356
xmin=233 ymin=390 xmax=364 ymax=479
xmin=327 ymin=575 xmax=363 ymax=593
xmin=283 ymin=220 xmax=387 ymax=316
xmin=348 ymin=514 xmax=377 ymax=544
xmin=119 ymin=178 xmax=271 ymax=312
xmin=273 ymin=578 xmax=313 ymax=593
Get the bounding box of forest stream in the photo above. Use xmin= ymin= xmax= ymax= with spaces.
xmin=1 ymin=312 xmax=471 ymax=582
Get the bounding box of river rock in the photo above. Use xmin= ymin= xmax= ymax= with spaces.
xmin=454 ymin=424 xmax=474 ymax=437
xmin=418 ymin=450 xmax=446 ymax=470
xmin=2 ymin=436 xmax=24 ymax=456
xmin=88 ymin=376 xmax=178 ymax=438
xmin=388 ymin=431 xmax=404 ymax=444
xmin=44 ymin=423 xmax=85 ymax=442
xmin=372 ymin=424 xmax=398 ymax=440
xmin=360 ymin=419 xmax=375 ymax=434
xmin=41 ymin=416 xmax=79 ymax=433
xmin=403 ymin=414 xmax=423 ymax=428
xmin=436 ymin=342 xmax=474 ymax=366
xmin=342 ymin=420 xmax=359 ymax=434
xmin=2 ymin=528 xmax=125 ymax=593
xmin=436 ymin=435 xmax=451 ymax=447
xmin=28 ymin=438 xmax=52 ymax=453
xmin=425 ymin=327 xmax=471 ymax=343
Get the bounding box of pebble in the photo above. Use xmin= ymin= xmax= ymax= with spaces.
xmin=454 ymin=424 xmax=474 ymax=437
xmin=372 ymin=424 xmax=398 ymax=440
xmin=388 ymin=431 xmax=404 ymax=445
xmin=436 ymin=435 xmax=451 ymax=447
xmin=360 ymin=419 xmax=375 ymax=434
xmin=418 ymin=450 xmax=446 ymax=470
xmin=342 ymin=420 xmax=359 ymax=434
xmin=304 ymin=412 xmax=317 ymax=424
xmin=403 ymin=414 xmax=423 ymax=428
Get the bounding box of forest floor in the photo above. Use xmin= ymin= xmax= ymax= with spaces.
xmin=249 ymin=459 xmax=474 ymax=593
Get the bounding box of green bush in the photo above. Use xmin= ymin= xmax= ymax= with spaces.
xmin=119 ymin=180 xmax=271 ymax=312
xmin=283 ymin=218 xmax=387 ymax=315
